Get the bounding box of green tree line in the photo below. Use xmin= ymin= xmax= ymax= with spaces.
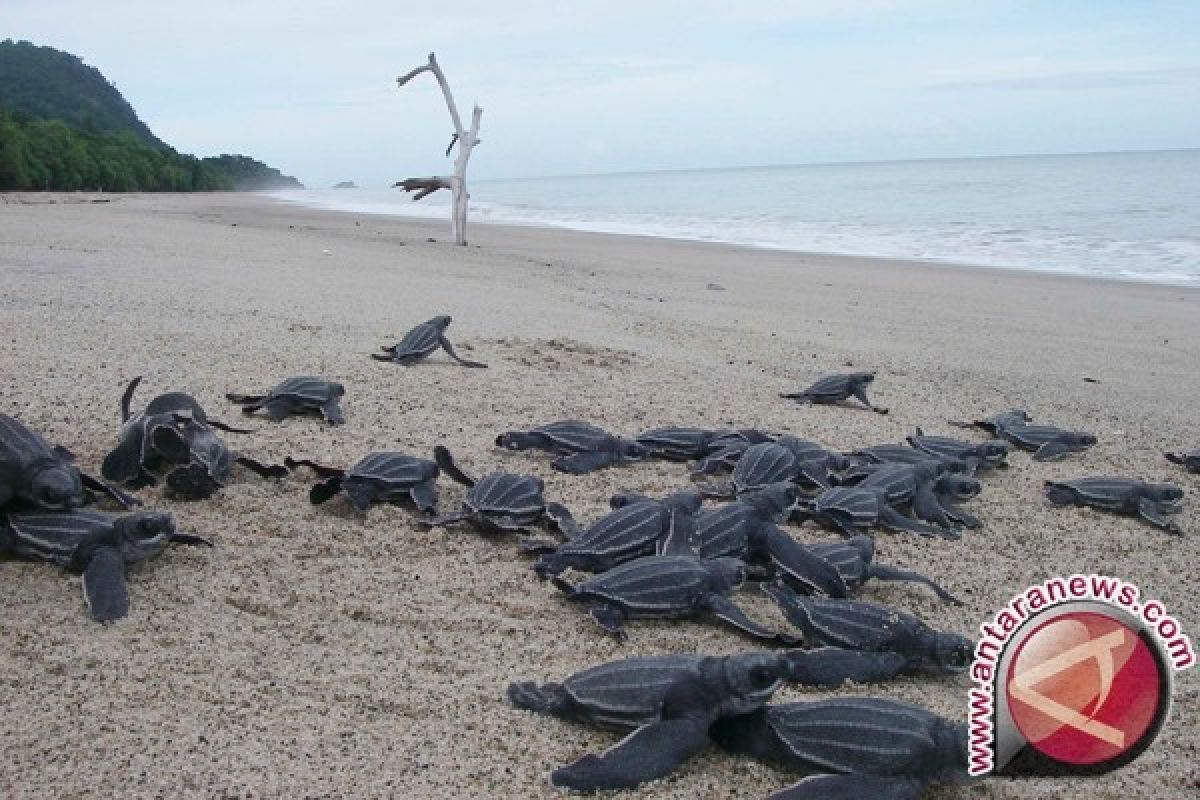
xmin=0 ymin=110 xmax=301 ymax=191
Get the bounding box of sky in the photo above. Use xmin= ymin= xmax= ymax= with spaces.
xmin=3 ymin=1 xmax=1199 ymax=187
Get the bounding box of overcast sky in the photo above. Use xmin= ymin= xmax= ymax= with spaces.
xmin=4 ymin=1 xmax=1198 ymax=187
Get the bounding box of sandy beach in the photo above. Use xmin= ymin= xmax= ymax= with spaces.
xmin=1 ymin=192 xmax=1196 ymax=799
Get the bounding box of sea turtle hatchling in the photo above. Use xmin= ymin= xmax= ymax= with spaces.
xmin=1165 ymin=449 xmax=1200 ymax=474
xmin=700 ymin=441 xmax=843 ymax=498
xmin=552 ymin=552 xmax=798 ymax=645
xmin=0 ymin=508 xmax=211 ymax=622
xmin=1045 ymin=477 xmax=1185 ymax=535
xmin=709 ymin=697 xmax=969 ymax=800
xmin=496 ymin=419 xmax=647 ymax=474
xmin=1 ymin=414 xmax=134 ymax=511
xmin=635 ymin=426 xmax=774 ymax=462
xmin=906 ymin=427 xmax=1009 ymax=471
xmin=796 ymin=485 xmax=955 ymax=539
xmin=371 ymin=314 xmax=487 ymax=368
xmin=226 ymin=377 xmax=346 ymax=425
xmin=418 ymin=446 xmax=576 ymax=535
xmin=996 ymin=423 xmax=1097 ymax=461
xmin=780 ymin=372 xmax=888 ymax=414
xmin=540 ymin=653 xmax=790 ymax=792
xmin=763 ymin=586 xmax=975 ymax=676
xmin=285 ymin=451 xmax=442 ymax=513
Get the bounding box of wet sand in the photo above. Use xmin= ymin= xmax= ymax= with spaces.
xmin=1 ymin=192 xmax=1197 ymax=798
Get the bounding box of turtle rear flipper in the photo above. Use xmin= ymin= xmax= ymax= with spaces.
xmin=206 ymin=418 xmax=255 ymax=434
xmin=552 ymin=451 xmax=619 ymax=474
xmin=868 ymin=563 xmax=962 ymax=605
xmin=784 ymin=647 xmax=908 ymax=686
xmin=768 ymin=773 xmax=927 ymax=800
xmin=551 ymin=712 xmax=712 ymax=791
xmin=1137 ymin=497 xmax=1183 ymax=535
xmin=309 ymin=476 xmax=345 ymax=505
xmin=284 ymin=458 xmax=346 ymax=480
xmin=705 ymin=594 xmax=799 ymax=646
xmin=169 ymin=532 xmax=214 ymax=547
xmin=80 ymin=546 xmax=130 ymax=623
xmin=438 ymin=335 xmax=488 ymax=368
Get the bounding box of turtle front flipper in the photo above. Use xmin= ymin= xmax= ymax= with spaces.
xmin=878 ymin=505 xmax=949 ymax=539
xmin=1032 ymin=441 xmax=1071 ymax=461
xmin=408 ymin=480 xmax=439 ymax=514
xmin=79 ymin=471 xmax=140 ymax=509
xmin=433 ymin=446 xmax=476 ymax=487
xmin=550 ymin=710 xmax=713 ymax=791
xmin=206 ymin=418 xmax=256 ymax=434
xmin=283 ymin=458 xmax=346 ymax=480
xmin=764 ymin=528 xmax=847 ymax=597
xmin=1137 ymin=497 xmax=1183 ymax=535
xmin=851 ymin=386 xmax=888 ymax=415
xmin=235 ymin=456 xmax=289 ymax=480
xmin=552 ymin=450 xmax=620 ymax=474
xmin=910 ymin=485 xmax=957 ymax=530
xmin=319 ymin=400 xmax=345 ymax=426
xmin=1044 ymin=481 xmax=1079 ymax=505
xmin=438 ymin=335 xmax=488 ymax=368
xmin=784 ymin=647 xmax=908 ymax=686
xmin=705 ymin=594 xmax=799 ymax=646
xmin=79 ymin=546 xmax=130 ymax=623
xmin=768 ymin=773 xmax=927 ymax=800
xmin=542 ymin=502 xmax=580 ymax=539
xmin=868 ymin=563 xmax=962 ymax=605
xmin=309 ymin=475 xmax=345 ymax=505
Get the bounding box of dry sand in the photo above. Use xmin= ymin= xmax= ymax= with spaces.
xmin=1 ymin=192 xmax=1196 ymax=799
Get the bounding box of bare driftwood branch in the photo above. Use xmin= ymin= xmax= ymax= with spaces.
xmin=395 ymin=52 xmax=482 ymax=245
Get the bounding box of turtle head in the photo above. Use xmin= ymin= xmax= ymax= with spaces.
xmin=719 ymin=653 xmax=788 ymax=714
xmin=1148 ymin=484 xmax=1185 ymax=508
xmin=709 ymin=557 xmax=749 ymax=591
xmin=330 ymin=382 xmax=346 ymax=398
xmin=979 ymin=441 xmax=1009 ymax=464
xmin=743 ymin=482 xmax=799 ymax=519
xmin=854 ymin=372 xmax=876 ymax=386
xmin=28 ymin=465 xmax=84 ymax=510
xmin=112 ymin=511 xmax=176 ymax=561
xmin=938 ymin=475 xmax=982 ymax=502
xmin=933 ymin=632 xmax=975 ymax=673
xmin=663 ymin=489 xmax=703 ymax=515
xmin=165 ymin=462 xmax=222 ymax=501
xmin=429 ymin=314 xmax=453 ymax=330
xmin=618 ymin=439 xmax=649 ymax=461
xmin=1069 ymin=432 xmax=1098 ymax=448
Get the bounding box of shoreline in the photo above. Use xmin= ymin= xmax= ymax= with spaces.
xmin=1 ymin=191 xmax=1197 ymax=799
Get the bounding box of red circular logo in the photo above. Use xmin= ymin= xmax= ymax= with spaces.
xmin=1005 ymin=611 xmax=1165 ymax=767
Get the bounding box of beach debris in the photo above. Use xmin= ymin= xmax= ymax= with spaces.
xmin=286 ymin=451 xmax=443 ymax=514
xmin=781 ymin=371 xmax=889 ymax=414
xmin=496 ymin=419 xmax=645 ymax=474
xmin=1 ymin=414 xmax=133 ymax=511
xmin=763 ymin=586 xmax=975 ymax=676
xmin=805 ymin=535 xmax=962 ymax=604
xmin=0 ymin=508 xmax=210 ymax=622
xmin=531 ymin=490 xmax=701 ymax=578
xmin=1046 ymin=477 xmax=1185 ymax=535
xmin=101 ymin=377 xmax=282 ymax=501
xmin=687 ymin=482 xmax=848 ymax=597
xmin=372 ymin=314 xmax=487 ymax=368
xmin=706 ymin=282 xmax=726 ymax=290
xmin=541 ymin=653 xmax=789 ymax=792
xmin=709 ymin=698 xmax=969 ymax=799
xmin=394 ymin=52 xmax=482 ymax=246
xmin=906 ymin=427 xmax=1009 ymax=471
xmin=1165 ymin=449 xmax=1200 ymax=473
xmin=417 ymin=446 xmax=577 ymax=536
xmin=552 ymin=552 xmax=798 ymax=645
xmin=226 ymin=376 xmax=346 ymax=425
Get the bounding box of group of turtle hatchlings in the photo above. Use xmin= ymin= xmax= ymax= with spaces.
xmin=1 ymin=314 xmax=1192 ymax=799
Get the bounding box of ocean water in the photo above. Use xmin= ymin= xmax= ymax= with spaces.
xmin=269 ymin=149 xmax=1200 ymax=286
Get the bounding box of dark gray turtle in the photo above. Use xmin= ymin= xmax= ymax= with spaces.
xmin=780 ymin=372 xmax=888 ymax=414
xmin=552 ymin=553 xmax=798 ymax=645
xmin=690 ymin=482 xmax=848 ymax=597
xmin=226 ymin=376 xmax=346 ymax=425
xmin=795 ymin=486 xmax=954 ymax=539
xmin=0 ymin=508 xmax=210 ymax=622
xmin=803 ymin=535 xmax=961 ymax=604
xmin=418 ymin=446 xmax=576 ymax=535
xmin=532 ymin=490 xmax=701 ymax=577
xmin=635 ymin=427 xmax=774 ymax=462
xmin=845 ymin=444 xmax=969 ymax=476
xmin=1165 ymin=449 xmax=1200 ymax=473
xmin=709 ymin=697 xmax=969 ymax=800
xmin=286 ymin=451 xmax=442 ymax=513
xmin=1046 ymin=477 xmax=1184 ymax=535
xmin=764 ymin=586 xmax=974 ymax=675
xmin=907 ymin=427 xmax=1009 ymax=471
xmin=151 ymin=418 xmax=286 ymax=501
xmin=997 ymin=423 xmax=1097 ymax=461
xmin=543 ymin=653 xmax=790 ymax=792
xmin=508 ymin=648 xmax=911 ymax=737
xmin=496 ymin=419 xmax=647 ymax=474
xmin=950 ymin=408 xmax=1032 ymax=436
xmin=0 ymin=414 xmax=134 ymax=511
xmin=372 ymin=314 xmax=487 ymax=368
xmin=840 ymin=462 xmax=977 ymax=532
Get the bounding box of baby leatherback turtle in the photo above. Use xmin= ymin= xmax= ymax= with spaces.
xmin=796 ymin=486 xmax=951 ymax=539
xmin=998 ymin=422 xmax=1097 ymax=461
xmin=0 ymin=508 xmax=210 ymax=622
xmin=286 ymin=451 xmax=442 ymax=513
xmin=709 ymin=697 xmax=969 ymax=799
xmin=1165 ymin=449 xmax=1200 ymax=474
xmin=418 ymin=446 xmax=576 ymax=535
xmin=532 ymin=490 xmax=701 ymax=577
xmin=781 ymin=372 xmax=888 ymax=414
xmin=1046 ymin=477 xmax=1185 ymax=535
xmin=553 ymin=551 xmax=798 ymax=645
xmin=372 ymin=314 xmax=487 ymax=367
xmin=805 ymin=535 xmax=961 ymax=604
xmin=907 ymin=427 xmax=1009 ymax=471
xmin=496 ymin=419 xmax=647 ymax=474
xmin=635 ymin=426 xmax=774 ymax=462
xmin=226 ymin=377 xmax=346 ymax=425
xmin=951 ymin=408 xmax=1032 ymax=436
xmin=542 ymin=653 xmax=790 ymax=791
xmin=764 ymin=585 xmax=974 ymax=676
xmin=1 ymin=414 xmax=91 ymax=511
